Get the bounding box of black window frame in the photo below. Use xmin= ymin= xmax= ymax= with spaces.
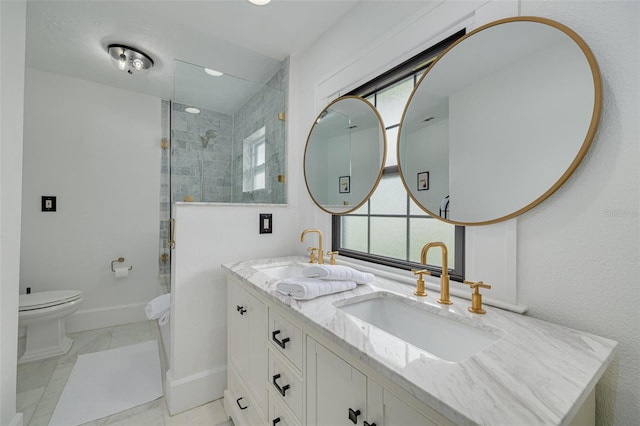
xmin=331 ymin=29 xmax=466 ymax=282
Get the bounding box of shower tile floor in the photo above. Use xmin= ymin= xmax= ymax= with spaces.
xmin=16 ymin=320 xmax=232 ymax=426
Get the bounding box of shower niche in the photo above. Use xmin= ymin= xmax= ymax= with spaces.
xmin=168 ymin=59 xmax=288 ymax=204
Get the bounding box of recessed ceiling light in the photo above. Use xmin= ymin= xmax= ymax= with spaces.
xmin=248 ymin=0 xmax=271 ymax=5
xmin=204 ymin=68 xmax=224 ymax=77
xmin=185 ymin=107 xmax=200 ymax=114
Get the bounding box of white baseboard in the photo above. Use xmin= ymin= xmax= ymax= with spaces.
xmin=165 ymin=365 xmax=227 ymax=415
xmin=65 ymin=303 xmax=148 ymax=333
xmin=8 ymin=413 xmax=24 ymax=426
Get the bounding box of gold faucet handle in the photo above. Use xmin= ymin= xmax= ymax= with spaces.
xmin=463 ymin=280 xmax=491 ymax=290
xmin=307 ymin=247 xmax=317 ymax=264
xmin=463 ymin=280 xmax=491 ymax=314
xmin=327 ymin=251 xmax=339 ymax=265
xmin=411 ymin=269 xmax=430 ymax=297
xmin=412 ymin=269 xmax=431 ymax=278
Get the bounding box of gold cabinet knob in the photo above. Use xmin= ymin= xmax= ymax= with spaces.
xmin=463 ymin=280 xmax=491 ymax=314
xmin=411 ymin=269 xmax=431 ymax=297
xmin=327 ymin=251 xmax=339 ymax=265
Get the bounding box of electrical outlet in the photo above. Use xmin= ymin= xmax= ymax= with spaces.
xmin=42 ymin=196 xmax=56 ymax=212
xmin=259 ymin=213 xmax=272 ymax=234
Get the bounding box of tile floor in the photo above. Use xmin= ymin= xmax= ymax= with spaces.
xmin=16 ymin=321 xmax=232 ymax=426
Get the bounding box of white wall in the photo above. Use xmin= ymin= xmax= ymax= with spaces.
xmin=516 ymin=2 xmax=639 ymax=425
xmin=167 ymin=203 xmax=304 ymax=414
xmin=291 ymin=0 xmax=638 ymax=424
xmin=0 ymin=1 xmax=26 ymax=425
xmin=21 ymin=69 xmax=162 ymax=332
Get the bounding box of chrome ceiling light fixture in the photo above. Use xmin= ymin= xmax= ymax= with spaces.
xmin=248 ymin=0 xmax=271 ymax=5
xmin=108 ymin=44 xmax=154 ymax=75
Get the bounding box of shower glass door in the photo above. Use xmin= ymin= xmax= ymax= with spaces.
xmin=170 ymin=59 xmax=287 ymax=204
xmin=159 ymin=100 xmax=171 ymax=293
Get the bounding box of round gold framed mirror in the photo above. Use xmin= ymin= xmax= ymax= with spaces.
xmin=304 ymin=96 xmax=387 ymax=214
xmin=397 ymin=17 xmax=602 ymax=225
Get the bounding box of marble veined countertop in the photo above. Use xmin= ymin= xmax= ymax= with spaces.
xmin=222 ymin=256 xmax=617 ymax=426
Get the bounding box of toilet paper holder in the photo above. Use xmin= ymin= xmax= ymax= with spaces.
xmin=111 ymin=257 xmax=133 ymax=272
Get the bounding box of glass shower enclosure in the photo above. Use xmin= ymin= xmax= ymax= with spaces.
xmin=158 ymin=59 xmax=288 ymax=290
xmin=169 ymin=59 xmax=287 ymax=204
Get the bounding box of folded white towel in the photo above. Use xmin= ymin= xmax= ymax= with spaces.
xmin=276 ymin=277 xmax=357 ymax=300
xmin=145 ymin=293 xmax=171 ymax=320
xmin=303 ymin=264 xmax=375 ymax=284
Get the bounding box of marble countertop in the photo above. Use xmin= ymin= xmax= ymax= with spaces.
xmin=222 ymin=256 xmax=617 ymax=426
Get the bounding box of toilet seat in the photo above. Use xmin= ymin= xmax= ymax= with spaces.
xmin=19 ymin=290 xmax=83 ymax=312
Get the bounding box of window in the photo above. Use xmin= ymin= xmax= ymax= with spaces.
xmin=332 ymin=30 xmax=465 ymax=281
xmin=243 ymin=127 xmax=266 ymax=192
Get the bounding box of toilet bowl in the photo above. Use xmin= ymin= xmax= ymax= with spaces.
xmin=18 ymin=290 xmax=83 ymax=363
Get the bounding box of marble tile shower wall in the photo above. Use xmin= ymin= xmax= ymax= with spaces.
xmin=171 ymin=103 xmax=234 ymax=203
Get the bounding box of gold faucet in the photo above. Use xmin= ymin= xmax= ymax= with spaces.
xmin=301 ymin=229 xmax=324 ymax=264
xmin=463 ymin=280 xmax=491 ymax=314
xmin=411 ymin=269 xmax=430 ymax=297
xmin=420 ymin=242 xmax=452 ymax=305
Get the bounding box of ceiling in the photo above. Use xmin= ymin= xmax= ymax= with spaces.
xmin=25 ymin=0 xmax=361 ymax=102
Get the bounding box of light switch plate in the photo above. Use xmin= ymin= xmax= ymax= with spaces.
xmin=259 ymin=213 xmax=272 ymax=234
xmin=42 ymin=196 xmax=56 ymax=212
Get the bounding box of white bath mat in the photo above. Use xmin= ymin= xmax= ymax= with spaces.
xmin=49 ymin=340 xmax=163 ymax=426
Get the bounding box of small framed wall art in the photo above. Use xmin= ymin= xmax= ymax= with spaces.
xmin=417 ymin=171 xmax=429 ymax=191
xmin=339 ymin=176 xmax=351 ymax=193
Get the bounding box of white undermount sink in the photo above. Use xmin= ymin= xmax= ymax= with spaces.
xmin=336 ymin=294 xmax=499 ymax=362
xmin=255 ymin=263 xmax=307 ymax=279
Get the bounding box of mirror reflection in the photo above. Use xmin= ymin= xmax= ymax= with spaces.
xmin=398 ymin=17 xmax=601 ymax=225
xmin=304 ymin=96 xmax=386 ymax=214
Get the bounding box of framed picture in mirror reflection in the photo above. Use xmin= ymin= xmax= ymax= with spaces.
xmin=417 ymin=171 xmax=429 ymax=191
xmin=339 ymin=176 xmax=350 ymax=193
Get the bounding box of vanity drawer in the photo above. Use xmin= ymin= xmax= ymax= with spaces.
xmin=226 ymin=364 xmax=265 ymax=425
xmin=268 ymin=388 xmax=302 ymax=426
xmin=268 ymin=308 xmax=303 ymax=371
xmin=268 ymin=348 xmax=303 ymax=420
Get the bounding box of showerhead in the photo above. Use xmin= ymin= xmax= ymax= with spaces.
xmin=199 ymin=129 xmax=218 ymax=148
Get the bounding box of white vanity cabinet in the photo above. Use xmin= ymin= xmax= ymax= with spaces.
xmin=225 ymin=277 xmax=268 ymax=425
xmin=306 ymin=337 xmax=444 ymax=426
xmin=224 ymin=259 xmax=613 ymax=426
xmin=306 ymin=337 xmax=367 ymax=426
xmin=226 ymin=274 xmax=452 ymax=426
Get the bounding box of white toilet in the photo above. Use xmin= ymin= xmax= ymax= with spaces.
xmin=18 ymin=290 xmax=83 ymax=363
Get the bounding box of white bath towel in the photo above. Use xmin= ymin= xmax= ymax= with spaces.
xmin=276 ymin=277 xmax=357 ymax=300
xmin=145 ymin=293 xmax=171 ymax=320
xmin=303 ymin=264 xmax=375 ymax=284
xmin=158 ymin=310 xmax=171 ymax=326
